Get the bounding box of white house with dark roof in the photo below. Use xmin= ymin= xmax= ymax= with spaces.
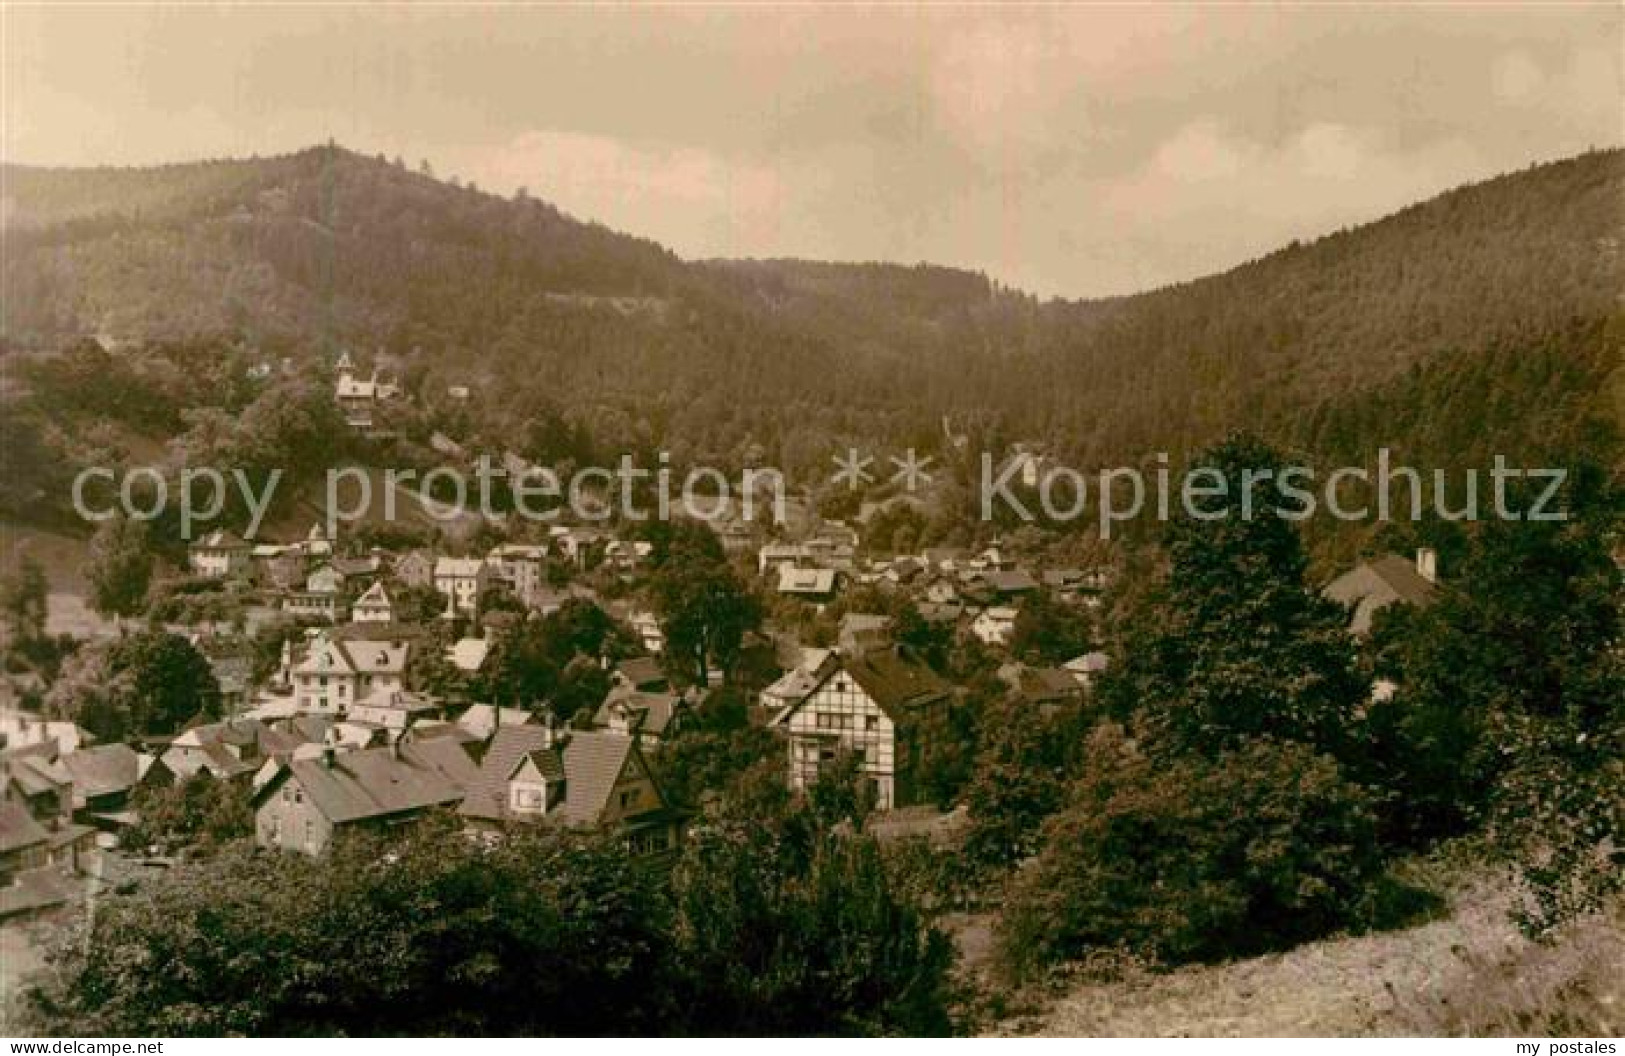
xmin=769 ymin=647 xmax=950 ymax=811
xmin=188 ymin=528 xmax=251 ymax=579
xmin=350 ymin=581 xmax=395 ymax=624
xmin=290 ymin=632 xmax=409 ymax=714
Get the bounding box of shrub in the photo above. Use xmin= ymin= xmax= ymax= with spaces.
xmin=997 ymin=725 xmax=1383 ymax=978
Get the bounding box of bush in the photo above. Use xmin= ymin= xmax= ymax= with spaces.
xmin=997 ymin=725 xmax=1383 ymax=978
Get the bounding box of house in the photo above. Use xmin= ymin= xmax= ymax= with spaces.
xmin=393 ymin=550 xmax=436 ymax=589
xmin=253 ymin=543 xmax=306 ymax=590
xmin=838 ymin=613 xmax=893 ymax=655
xmin=1322 ymin=548 xmax=1440 ymax=635
xmin=334 ymin=355 xmax=401 ymax=431
xmin=759 ymin=648 xmax=836 ymax=714
xmin=447 ymin=636 xmax=491 ymax=675
xmin=351 ymin=581 xmax=396 ymax=624
xmin=60 ymin=744 xmax=151 ymax=831
xmin=919 ymin=575 xmax=961 ymax=605
xmin=0 ymin=754 xmax=97 ymax=877
xmin=1000 ymin=445 xmax=1055 ymax=488
xmin=0 ymin=753 xmax=75 ymax=831
xmin=188 ymin=528 xmax=251 ymax=579
xmin=0 ymin=710 xmax=88 ymax=755
xmin=333 ymin=551 xmax=386 ymax=586
xmin=999 ymin=663 xmax=1085 ymax=716
xmin=434 ymin=557 xmax=490 ymax=616
xmin=629 ymin=610 xmax=664 ymax=656
xmin=921 ymin=547 xmax=970 ymax=573
xmin=191 ymin=634 xmax=253 ymax=713
xmin=590 ymin=685 xmax=688 ymax=749
xmin=769 ymin=647 xmax=950 ymax=811
xmin=0 ymin=801 xmax=51 ymax=883
xmin=603 ymin=539 xmax=652 ymax=574
xmin=777 ymin=565 xmax=838 ymax=603
xmin=971 ymin=606 xmax=1019 ymax=647
xmin=162 ymin=718 xmax=303 ymax=781
xmin=758 ymin=543 xmax=810 ymax=577
xmin=1062 ymin=651 xmax=1110 ymax=688
xmin=614 ymin=656 xmax=669 ymax=693
xmin=975 ymin=568 xmax=1040 ymax=601
xmin=805 ymin=533 xmax=857 ymax=571
xmin=253 ymin=738 xmax=472 ymax=856
xmin=550 ymin=526 xmax=609 ymax=569
xmin=290 ymin=631 xmax=410 ymax=714
xmin=486 ymin=544 xmax=550 ymax=607
xmin=459 ymin=726 xmax=682 ymax=852
xmin=454 ymin=703 xmax=535 ymax=741
xmin=346 ymin=689 xmax=444 ymax=732
xmin=284 ymin=563 xmax=347 ymax=622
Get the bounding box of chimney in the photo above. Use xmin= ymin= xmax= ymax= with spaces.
xmin=1416 ymin=547 xmax=1438 ymax=584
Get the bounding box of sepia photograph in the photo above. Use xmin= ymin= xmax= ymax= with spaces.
xmin=0 ymin=1 xmax=1620 ymax=1043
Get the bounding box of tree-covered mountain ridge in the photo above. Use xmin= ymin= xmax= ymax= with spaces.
xmin=2 ymin=145 xmax=1620 ymax=475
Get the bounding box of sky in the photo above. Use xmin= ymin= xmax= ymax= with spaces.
xmin=3 ymin=4 xmax=1620 ymax=298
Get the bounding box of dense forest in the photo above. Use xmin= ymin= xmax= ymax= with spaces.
xmin=1 ymin=145 xmax=1620 ymax=556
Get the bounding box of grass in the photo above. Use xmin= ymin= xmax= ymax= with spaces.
xmin=982 ymin=859 xmax=1622 ymax=1037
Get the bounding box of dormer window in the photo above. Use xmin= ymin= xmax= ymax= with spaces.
xmin=510 ymin=781 xmax=547 ymax=814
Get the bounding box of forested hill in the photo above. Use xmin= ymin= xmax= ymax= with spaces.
xmin=2 ymin=145 xmax=1620 ymax=481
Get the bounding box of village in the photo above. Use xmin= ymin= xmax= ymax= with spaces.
xmin=0 ymin=349 xmax=1450 ymax=941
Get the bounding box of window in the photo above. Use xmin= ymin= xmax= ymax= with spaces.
xmin=865 ymin=715 xmax=880 ymax=731
xmin=511 ymin=784 xmax=545 ymax=811
xmin=304 ymin=819 xmax=315 ymax=851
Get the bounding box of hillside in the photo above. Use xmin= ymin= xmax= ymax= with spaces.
xmin=2 ymin=145 xmax=1620 ymax=502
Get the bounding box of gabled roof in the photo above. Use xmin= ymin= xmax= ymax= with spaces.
xmin=777 ymin=648 xmax=949 ymax=725
xmin=459 ymin=725 xmax=560 ymax=822
xmin=558 ymin=731 xmax=652 ymax=827
xmin=614 ymin=657 xmax=668 ymax=692
xmin=6 ymin=755 xmax=72 ymax=795
xmin=258 ymin=743 xmax=466 ymax=825
xmin=593 ymin=686 xmax=684 ymax=739
xmin=193 ymin=528 xmax=249 ymax=551
xmin=0 ymin=801 xmax=49 ymax=853
xmin=434 ymin=557 xmax=487 ymax=578
xmin=455 ymin=704 xmax=535 ymax=741
xmin=60 ymin=744 xmax=144 ymax=800
xmin=1322 ymin=553 xmax=1439 ymax=633
xmin=840 ymin=649 xmax=950 ymax=715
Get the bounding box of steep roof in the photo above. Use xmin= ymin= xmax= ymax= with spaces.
xmin=0 ymin=801 xmax=49 ymax=853
xmin=593 ymin=686 xmax=684 ymax=739
xmin=841 ymin=649 xmax=950 ymax=716
xmin=1322 ymin=553 xmax=1439 ymax=633
xmin=459 ymin=725 xmax=560 ymax=822
xmin=60 ymin=744 xmax=144 ymax=800
xmin=262 ymin=743 xmax=465 ymax=825
xmin=558 ymin=731 xmax=646 ymax=827
xmin=353 ymin=581 xmax=393 ymax=609
xmin=455 ymin=704 xmax=535 ymax=741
